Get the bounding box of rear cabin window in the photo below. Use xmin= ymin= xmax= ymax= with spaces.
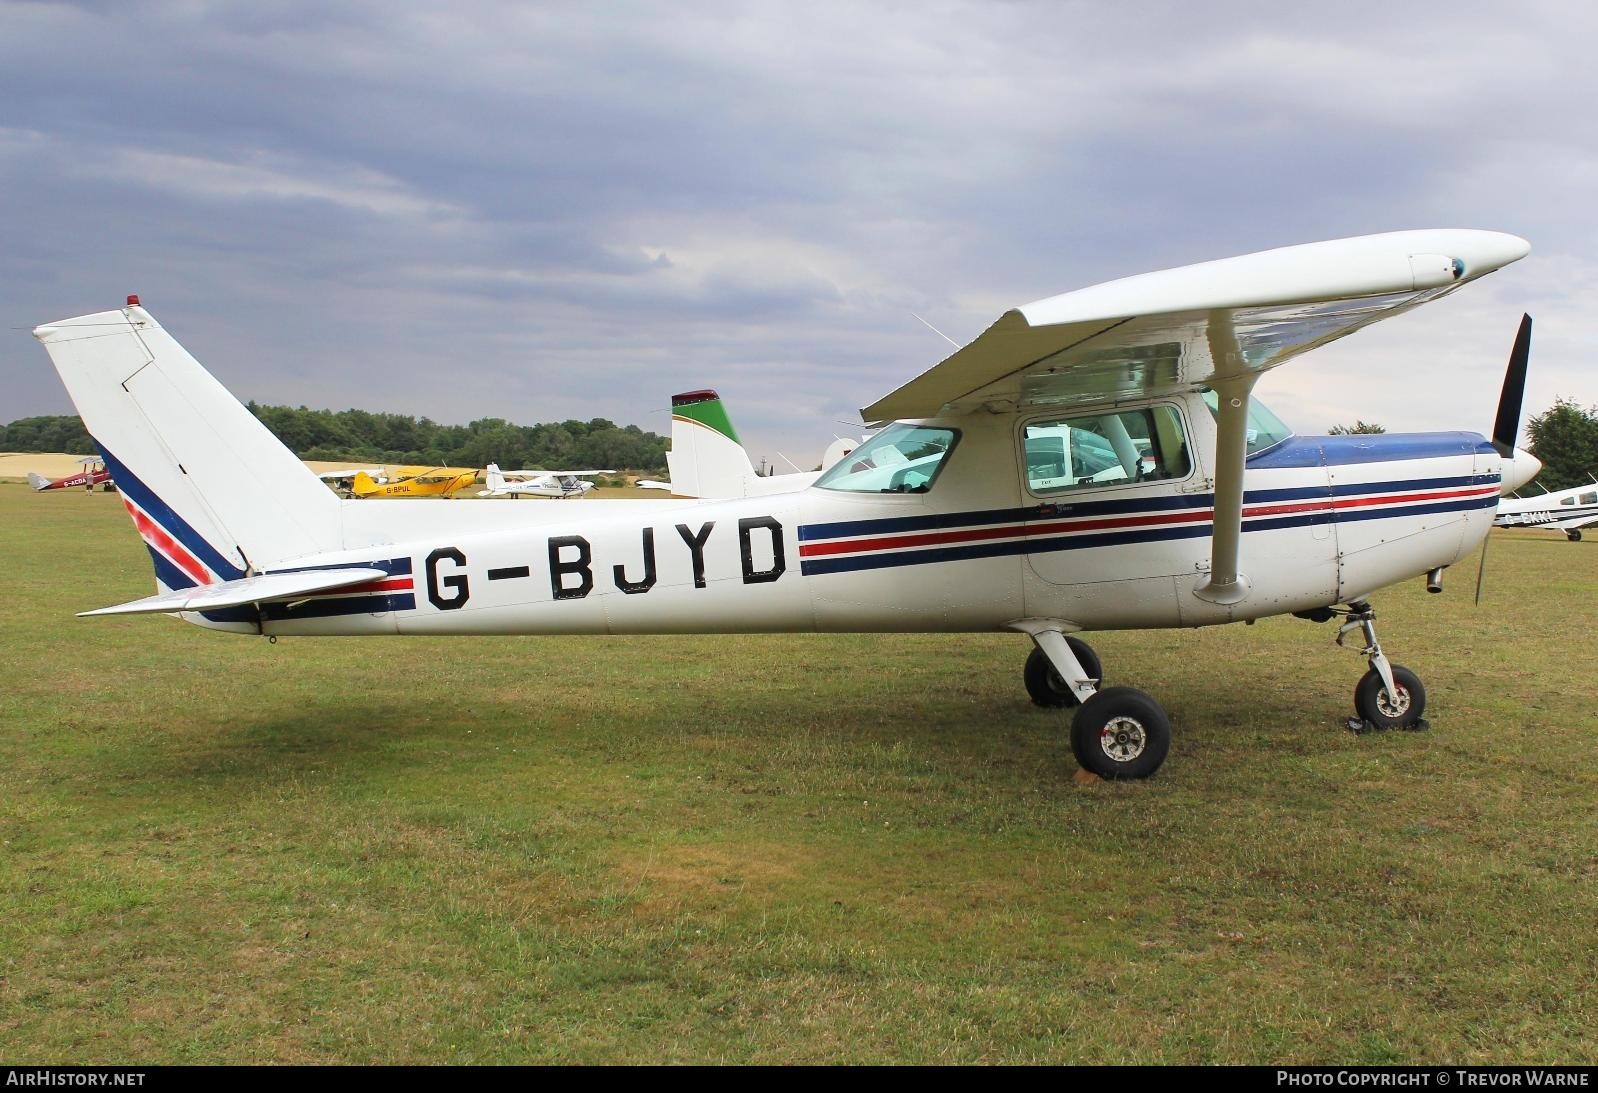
xmin=814 ymin=424 xmax=959 ymax=494
xmin=1023 ymin=405 xmax=1191 ymax=495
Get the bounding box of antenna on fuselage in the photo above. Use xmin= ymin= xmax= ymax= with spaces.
xmin=911 ymin=312 xmax=961 ymax=349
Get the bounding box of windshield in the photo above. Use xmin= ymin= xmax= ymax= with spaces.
xmin=813 ymin=423 xmax=959 ymax=494
xmin=1200 ymin=391 xmax=1294 ymax=456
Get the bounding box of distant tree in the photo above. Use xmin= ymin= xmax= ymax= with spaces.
xmin=0 ymin=415 xmax=95 ymax=453
xmin=1328 ymin=421 xmax=1386 ymax=435
xmin=3 ymin=400 xmax=667 ymax=469
xmin=228 ymin=401 xmax=667 ymax=470
xmin=1526 ymin=398 xmax=1598 ymax=492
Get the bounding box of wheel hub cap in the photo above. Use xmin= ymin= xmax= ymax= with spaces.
xmin=1377 ymin=686 xmax=1411 ymax=719
xmin=1099 ymin=716 xmax=1147 ymax=762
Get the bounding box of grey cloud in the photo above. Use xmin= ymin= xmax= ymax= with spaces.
xmin=3 ymin=1 xmax=1593 ymax=464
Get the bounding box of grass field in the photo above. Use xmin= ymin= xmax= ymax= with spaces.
xmin=1 ymin=481 xmax=1594 ymax=1064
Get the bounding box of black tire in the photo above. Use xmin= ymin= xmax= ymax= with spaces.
xmin=1024 ymin=637 xmax=1102 ymax=708
xmin=1070 ymin=686 xmax=1171 ymax=780
xmin=1568 ymin=529 xmax=1583 ymax=543
xmin=1353 ymin=665 xmax=1426 ymax=729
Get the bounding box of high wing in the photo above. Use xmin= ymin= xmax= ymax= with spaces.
xmin=862 ymin=229 xmax=1531 ymax=605
xmin=80 ymin=567 xmax=390 ymax=617
xmin=863 ymin=229 xmax=1530 ymax=423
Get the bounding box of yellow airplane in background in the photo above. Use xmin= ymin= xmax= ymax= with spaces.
xmin=351 ymin=466 xmax=479 ymax=499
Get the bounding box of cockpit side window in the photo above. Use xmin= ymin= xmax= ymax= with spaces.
xmin=1022 ymin=405 xmax=1191 ymax=495
xmin=1199 ymin=390 xmax=1294 ymax=457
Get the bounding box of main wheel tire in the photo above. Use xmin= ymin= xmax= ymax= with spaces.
xmin=1353 ymin=665 xmax=1427 ymax=730
xmin=1070 ymin=686 xmax=1171 ymax=780
xmin=1568 ymin=529 xmax=1583 ymax=542
xmin=1024 ymin=638 xmax=1103 ymax=708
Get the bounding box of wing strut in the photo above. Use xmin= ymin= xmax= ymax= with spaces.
xmin=1194 ymin=310 xmax=1257 ymax=606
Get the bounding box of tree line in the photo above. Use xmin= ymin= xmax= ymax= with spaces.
xmin=10 ymin=399 xmax=1596 ymax=487
xmin=2 ymin=404 xmax=670 ymax=474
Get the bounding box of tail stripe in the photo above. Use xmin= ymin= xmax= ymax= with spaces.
xmin=144 ymin=546 xmax=201 ymax=593
xmin=123 ymin=498 xmax=211 ymax=586
xmin=98 ymin=442 xmax=245 ymax=581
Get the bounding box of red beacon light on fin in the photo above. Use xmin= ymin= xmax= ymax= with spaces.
xmin=126 ymin=295 xmax=141 ymax=307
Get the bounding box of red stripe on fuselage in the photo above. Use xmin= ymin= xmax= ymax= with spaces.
xmin=797 ymin=508 xmax=1212 ymax=558
xmin=310 ymin=577 xmax=414 ymax=597
xmin=798 ymin=485 xmax=1499 ymax=559
xmin=1327 ymin=485 xmax=1498 ymax=512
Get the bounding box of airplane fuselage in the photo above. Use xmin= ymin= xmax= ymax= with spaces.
xmin=33 ymin=468 xmax=112 ymax=491
xmin=167 ymin=398 xmax=1502 ymax=639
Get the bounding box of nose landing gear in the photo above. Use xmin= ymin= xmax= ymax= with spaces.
xmin=1333 ymin=601 xmax=1429 ymax=733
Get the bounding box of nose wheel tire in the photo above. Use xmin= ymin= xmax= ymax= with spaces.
xmin=1070 ymin=686 xmax=1171 ymax=780
xmin=1024 ymin=638 xmax=1103 ymax=708
xmin=1353 ymin=665 xmax=1427 ymax=730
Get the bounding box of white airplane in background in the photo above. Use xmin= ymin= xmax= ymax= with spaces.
xmin=479 ymin=464 xmax=615 ymax=499
xmin=34 ymin=229 xmax=1543 ymax=781
xmin=1495 ymin=480 xmax=1598 ymax=541
xmin=639 ymin=389 xmax=861 ymax=497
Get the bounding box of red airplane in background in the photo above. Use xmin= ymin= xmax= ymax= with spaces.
xmin=29 ymin=457 xmax=115 ymax=492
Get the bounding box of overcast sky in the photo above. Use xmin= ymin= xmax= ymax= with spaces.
xmin=3 ymin=0 xmax=1593 ymax=466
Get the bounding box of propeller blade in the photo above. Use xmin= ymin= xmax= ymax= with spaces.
xmin=1474 ymin=532 xmax=1491 ymax=606
xmin=1491 ymin=314 xmax=1532 ymax=456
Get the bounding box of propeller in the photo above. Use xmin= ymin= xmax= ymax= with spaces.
xmin=1477 ymin=313 xmax=1533 ymax=605
xmin=1491 ymin=313 xmax=1532 ymax=456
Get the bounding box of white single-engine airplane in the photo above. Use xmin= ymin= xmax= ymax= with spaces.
xmin=1494 ymin=481 xmax=1598 ymax=541
xmin=479 ymin=464 xmax=615 ymax=499
xmin=34 ymin=229 xmax=1542 ymax=780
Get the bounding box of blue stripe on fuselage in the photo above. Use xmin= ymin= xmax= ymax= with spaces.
xmin=259 ymin=594 xmax=416 ymax=621
xmin=272 ymin=557 xmax=414 ymax=576
xmin=800 ymin=471 xmax=1498 ymax=544
xmin=797 ymin=490 xmax=1497 ymax=576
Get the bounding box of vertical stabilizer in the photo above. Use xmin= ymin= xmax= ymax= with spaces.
xmin=665 ymin=389 xmax=758 ymax=498
xmin=33 ymin=304 xmax=342 ymax=589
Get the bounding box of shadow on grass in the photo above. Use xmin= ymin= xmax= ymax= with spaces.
xmin=136 ymin=699 xmax=471 ymax=791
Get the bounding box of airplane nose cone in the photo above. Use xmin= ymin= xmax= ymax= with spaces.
xmin=1500 ymin=448 xmax=1542 ymax=495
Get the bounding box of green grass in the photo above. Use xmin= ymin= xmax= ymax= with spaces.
xmin=1 ymin=481 xmax=1594 ymax=1063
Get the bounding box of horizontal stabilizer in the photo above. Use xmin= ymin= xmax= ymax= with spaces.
xmin=80 ymin=567 xmax=390 ymax=617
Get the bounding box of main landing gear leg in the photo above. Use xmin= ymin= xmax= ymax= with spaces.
xmin=1010 ymin=622 xmax=1173 ymax=779
xmin=1024 ymin=631 xmax=1102 ymax=708
xmin=1333 ymin=600 xmax=1429 ymax=732
xmin=1027 ymin=628 xmax=1175 ymax=779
